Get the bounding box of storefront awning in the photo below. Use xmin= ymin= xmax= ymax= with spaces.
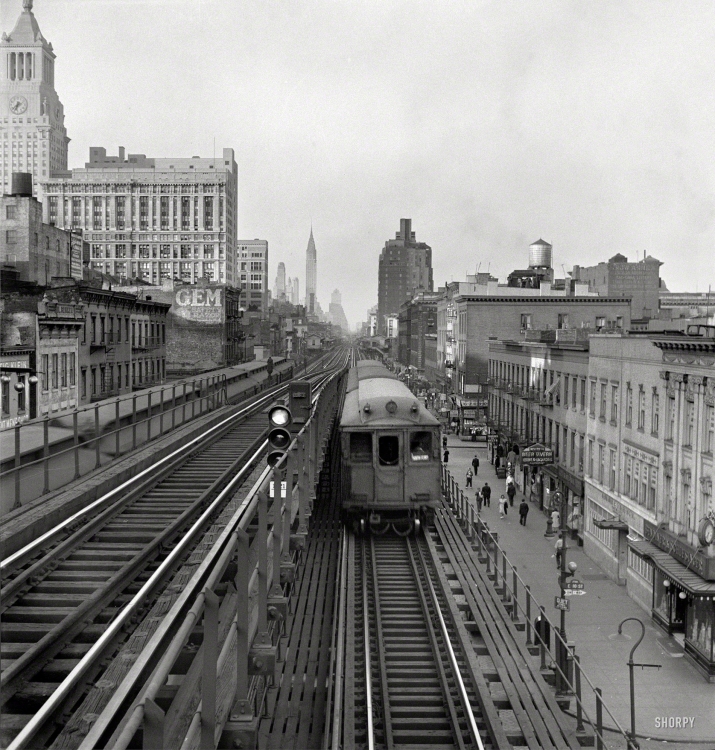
xmin=629 ymin=540 xmax=715 ymax=597
xmin=594 ymin=517 xmax=629 ymax=531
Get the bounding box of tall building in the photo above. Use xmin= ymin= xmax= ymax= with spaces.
xmin=305 ymin=227 xmax=317 ymax=315
xmin=572 ymin=253 xmax=663 ymax=320
xmin=237 ymin=239 xmax=268 ymax=315
xmin=288 ymin=276 xmax=300 ymax=306
xmin=377 ymin=218 xmax=433 ymax=335
xmin=328 ymin=288 xmax=349 ymax=331
xmin=273 ymin=261 xmax=286 ymax=300
xmin=1 ymin=0 xmax=69 ymax=196
xmin=39 ymin=146 xmax=238 ymax=287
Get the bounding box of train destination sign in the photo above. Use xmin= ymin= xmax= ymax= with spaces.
xmin=521 ymin=443 xmax=555 ymax=466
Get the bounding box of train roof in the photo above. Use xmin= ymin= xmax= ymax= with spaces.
xmin=341 ymin=365 xmax=439 ymax=428
xmin=346 ymin=360 xmax=398 ymax=393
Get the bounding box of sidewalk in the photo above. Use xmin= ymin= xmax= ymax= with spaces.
xmin=444 ymin=433 xmax=715 ymax=749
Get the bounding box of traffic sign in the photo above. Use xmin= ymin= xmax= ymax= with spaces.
xmin=565 ymin=579 xmax=585 ymax=591
xmin=554 ymin=596 xmax=570 ymax=611
xmin=564 ymin=589 xmax=586 ymax=596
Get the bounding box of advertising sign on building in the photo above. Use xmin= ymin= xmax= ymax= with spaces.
xmin=521 ymin=443 xmax=555 ymax=466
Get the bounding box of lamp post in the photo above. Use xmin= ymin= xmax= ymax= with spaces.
xmin=554 ymin=490 xmax=577 ymax=694
xmin=615 ymin=617 xmax=661 ymax=750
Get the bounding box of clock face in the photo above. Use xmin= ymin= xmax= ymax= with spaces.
xmin=9 ymin=95 xmax=28 ymax=115
xmin=698 ymin=518 xmax=714 ymax=546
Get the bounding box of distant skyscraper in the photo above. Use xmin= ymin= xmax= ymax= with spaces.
xmin=377 ymin=219 xmax=433 ymax=335
xmin=305 ymin=227 xmax=317 ymax=315
xmin=290 ymin=276 xmax=300 ymax=306
xmin=331 ymin=288 xmax=341 ymax=306
xmin=1 ymin=0 xmax=70 ymax=196
xmin=329 ymin=288 xmax=349 ymax=330
xmin=274 ymin=262 xmax=286 ymax=300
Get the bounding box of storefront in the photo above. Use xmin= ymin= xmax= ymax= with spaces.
xmin=542 ymin=464 xmax=585 ymax=544
xmin=630 ymin=527 xmax=715 ymax=682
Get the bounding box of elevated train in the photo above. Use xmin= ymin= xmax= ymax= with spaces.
xmin=339 ymin=360 xmax=441 ymax=534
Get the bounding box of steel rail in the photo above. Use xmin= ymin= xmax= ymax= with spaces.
xmin=415 ymin=537 xmax=485 ymax=750
xmin=5 ymin=442 xmax=270 ymax=750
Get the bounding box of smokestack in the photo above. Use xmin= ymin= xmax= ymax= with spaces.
xmin=118 ymin=146 xmax=125 ymax=162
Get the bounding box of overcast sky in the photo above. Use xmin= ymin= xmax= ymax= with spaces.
xmin=5 ymin=0 xmax=714 ymax=327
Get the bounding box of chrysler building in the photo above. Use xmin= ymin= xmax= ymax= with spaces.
xmin=1 ymin=0 xmax=69 ymax=195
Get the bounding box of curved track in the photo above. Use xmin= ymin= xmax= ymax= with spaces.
xmin=0 ymin=349 xmax=348 ymax=749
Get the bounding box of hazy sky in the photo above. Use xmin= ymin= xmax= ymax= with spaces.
xmin=4 ymin=0 xmax=714 ymax=326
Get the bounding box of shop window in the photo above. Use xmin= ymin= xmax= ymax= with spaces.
xmin=378 ymin=435 xmax=400 ymax=466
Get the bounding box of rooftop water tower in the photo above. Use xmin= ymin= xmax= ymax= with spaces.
xmin=529 ymin=239 xmax=552 ymax=269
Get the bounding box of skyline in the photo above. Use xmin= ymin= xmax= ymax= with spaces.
xmin=2 ymin=0 xmax=714 ymax=327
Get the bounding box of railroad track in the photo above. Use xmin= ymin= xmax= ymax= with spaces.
xmin=0 ymin=352 xmax=347 ymax=749
xmin=356 ymin=532 xmax=488 ymax=750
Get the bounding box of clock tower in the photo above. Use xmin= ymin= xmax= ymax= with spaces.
xmin=1 ymin=0 xmax=69 ymax=195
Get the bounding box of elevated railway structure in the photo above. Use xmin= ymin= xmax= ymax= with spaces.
xmin=1 ymin=347 xmax=600 ymax=749
xmin=1 ymin=350 xmax=347 ymax=749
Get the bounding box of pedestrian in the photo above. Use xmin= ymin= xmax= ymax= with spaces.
xmin=519 ymin=499 xmax=529 ymax=526
xmin=507 ymin=481 xmax=516 ymax=507
xmin=505 ymin=473 xmax=515 ymax=492
xmin=481 ymin=482 xmax=491 ymax=507
xmin=466 ymin=467 xmax=473 ymax=488
xmin=471 ymin=454 xmax=480 ymax=476
xmin=443 ymin=448 xmax=449 ymax=464
xmin=442 ymin=435 xmax=448 ymax=450
xmin=551 ymin=508 xmax=560 ymax=530
xmin=498 ymin=494 xmax=508 ymax=518
xmin=475 ymin=490 xmax=483 ymax=512
xmin=554 ymin=532 xmax=564 ymax=568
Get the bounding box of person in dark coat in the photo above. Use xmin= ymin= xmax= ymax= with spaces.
xmin=443 ymin=449 xmax=450 ymax=464
xmin=507 ymin=482 xmax=516 ymax=507
xmin=471 ymin=454 xmax=480 ymax=476
xmin=481 ymin=482 xmax=491 ymax=507
xmin=519 ymin=499 xmax=529 ymax=526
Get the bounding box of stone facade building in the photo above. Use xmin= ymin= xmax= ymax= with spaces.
xmin=237 ymin=239 xmax=268 ymax=316
xmin=1 ymin=0 xmax=69 ymax=196
xmin=40 ymin=146 xmax=239 ymax=287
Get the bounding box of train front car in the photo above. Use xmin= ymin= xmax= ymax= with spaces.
xmin=339 ymin=361 xmax=441 ymax=535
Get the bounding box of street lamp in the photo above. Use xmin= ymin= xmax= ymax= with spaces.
xmin=553 ymin=490 xmax=578 ymax=695
xmin=613 ymin=618 xmax=661 ymax=750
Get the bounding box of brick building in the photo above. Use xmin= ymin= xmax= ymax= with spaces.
xmin=1 ymin=177 xmax=79 ymax=284
xmin=397 ymin=290 xmax=440 ymax=372
xmin=115 ymin=279 xmax=241 ymax=376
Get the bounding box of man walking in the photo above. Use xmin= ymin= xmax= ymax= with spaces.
xmin=507 ymin=481 xmax=516 ymax=507
xmin=519 ymin=499 xmax=529 ymax=526
xmin=471 ymin=454 xmax=480 ymax=476
xmin=475 ymin=489 xmax=483 ymax=512
xmin=466 ymin=468 xmax=473 ymax=488
xmin=481 ymin=482 xmax=491 ymax=508
xmin=443 ymin=448 xmax=450 ymax=464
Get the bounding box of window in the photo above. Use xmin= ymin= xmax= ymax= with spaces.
xmin=410 ymin=432 xmax=432 ymax=461
xmin=666 ymin=396 xmax=675 ymax=440
xmin=589 ymin=380 xmax=596 ymax=416
xmin=1 ymin=379 xmax=9 ymax=415
xmin=520 ymin=313 xmax=532 ymax=330
xmin=600 ymin=383 xmax=607 ymax=419
xmin=69 ymin=353 xmax=75 ymax=386
xmin=609 ymin=449 xmax=616 ymax=490
xmin=572 ymin=376 xmax=577 ymax=409
xmin=610 ymin=385 xmax=618 ymax=424
xmin=638 ymin=387 xmax=645 ymax=430
xmin=51 ymin=353 xmax=58 ymax=389
xmin=564 ymin=377 xmax=569 ymax=408
xmin=685 ymin=400 xmax=695 ymax=446
xmin=633 ymin=461 xmax=639 ymax=500
xmin=648 ymin=468 xmax=656 ymax=510
xmin=595 ymin=316 xmax=606 ymax=329
xmin=378 ymin=435 xmax=400 ymax=466
xmin=60 ymin=353 xmax=67 ymax=387
xmin=588 ymin=439 xmax=594 ymax=477
xmin=557 ymin=313 xmax=569 ymax=329
xmin=81 ymin=368 xmax=87 ymax=399
xmin=598 ymin=444 xmax=604 ymax=484
xmin=6 ymin=229 xmax=18 ymax=244
xmin=706 ymin=405 xmax=715 ymax=454
xmin=580 ymin=378 xmax=586 ymax=411
xmin=626 ymin=384 xmax=632 ymax=426
xmin=624 ymin=457 xmax=632 ymax=496
xmin=42 ymin=354 xmax=49 ymax=391
xmin=6 ymin=205 xmax=16 ymax=219
xmin=17 ymin=376 xmax=26 ymax=412
xmin=651 ymin=390 xmax=659 ymax=435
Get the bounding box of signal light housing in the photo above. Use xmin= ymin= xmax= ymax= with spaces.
xmin=268 ymin=404 xmax=293 ymax=468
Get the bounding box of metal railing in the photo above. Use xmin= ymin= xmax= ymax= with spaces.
xmin=0 ymin=373 xmax=228 ymax=510
xmin=442 ymin=467 xmax=632 ymax=750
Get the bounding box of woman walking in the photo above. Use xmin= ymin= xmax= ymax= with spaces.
xmin=498 ymin=494 xmax=508 ymax=519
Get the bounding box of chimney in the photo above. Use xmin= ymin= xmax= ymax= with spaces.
xmin=118 ymin=146 xmax=125 ymax=162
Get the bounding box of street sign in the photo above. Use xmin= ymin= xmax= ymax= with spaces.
xmin=521 ymin=442 xmax=555 ymax=466
xmin=565 ymin=579 xmax=585 ymax=591
xmin=564 ymin=589 xmax=586 ymax=596
xmin=554 ymin=596 xmax=570 ymax=611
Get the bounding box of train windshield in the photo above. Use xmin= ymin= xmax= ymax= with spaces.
xmin=350 ymin=433 xmax=372 ymax=462
xmin=378 ymin=435 xmax=400 ymax=466
xmin=410 ymin=432 xmax=432 ymax=462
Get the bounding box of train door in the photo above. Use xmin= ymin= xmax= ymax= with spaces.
xmin=375 ymin=432 xmax=403 ymax=504
xmin=348 ymin=432 xmax=374 ymax=502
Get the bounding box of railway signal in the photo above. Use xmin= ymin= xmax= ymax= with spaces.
xmin=267 ymin=404 xmax=292 ymax=470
